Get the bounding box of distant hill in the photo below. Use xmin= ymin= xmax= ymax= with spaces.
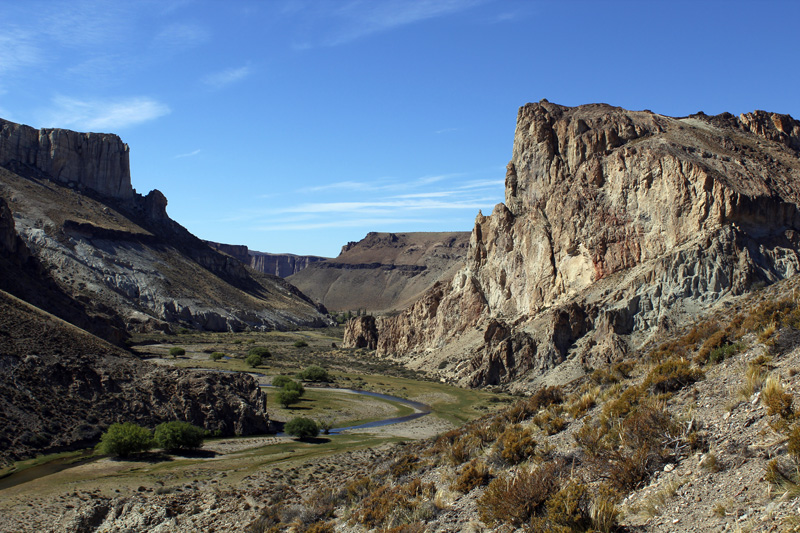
xmin=287 ymin=231 xmax=470 ymax=313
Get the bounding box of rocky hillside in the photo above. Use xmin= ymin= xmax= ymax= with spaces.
xmin=205 ymin=241 xmax=328 ymax=277
xmin=288 ymin=231 xmax=470 ymax=312
xmin=0 ymin=118 xmax=331 ymax=339
xmin=350 ymin=101 xmax=800 ymax=388
xmin=0 ymin=287 xmax=268 ymax=465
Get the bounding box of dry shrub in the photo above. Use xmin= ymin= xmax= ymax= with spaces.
xmin=379 ymin=524 xmax=427 ymax=533
xmin=391 ymin=454 xmax=420 ymax=478
xmin=694 ymin=330 xmax=728 ymax=364
xmin=432 ymin=429 xmax=476 ymax=465
xmin=602 ymin=384 xmax=643 ymax=419
xmin=532 ymin=408 xmax=567 ymax=435
xmin=590 ymin=487 xmax=620 ymax=533
xmin=739 ymin=299 xmax=800 ymax=339
xmin=545 ymin=478 xmax=592 ymax=531
xmin=451 ymin=459 xmax=491 ymax=493
xmin=352 ymin=478 xmax=436 ymax=529
xmin=567 ymin=390 xmax=597 ymax=418
xmin=345 ymin=476 xmax=373 ymax=503
xmin=788 ymin=426 xmax=800 ymax=463
xmin=762 ymin=376 xmax=795 ymax=419
xmin=643 ymin=358 xmax=704 ymax=394
xmin=498 ymin=424 xmax=537 ymax=464
xmin=477 ymin=461 xmax=563 ymax=527
xmin=528 ymin=385 xmax=565 ymax=411
xmin=305 ymin=522 xmax=335 ymax=533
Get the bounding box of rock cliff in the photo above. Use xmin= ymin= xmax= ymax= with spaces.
xmin=0 ymin=117 xmax=332 ymax=337
xmin=356 ymin=101 xmax=800 ymax=388
xmin=0 ymin=118 xmax=133 ymax=200
xmin=205 ymin=240 xmax=328 ymax=278
xmin=288 ymin=231 xmax=470 ymax=312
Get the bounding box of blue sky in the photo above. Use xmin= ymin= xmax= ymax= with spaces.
xmin=1 ymin=0 xmax=799 ymax=257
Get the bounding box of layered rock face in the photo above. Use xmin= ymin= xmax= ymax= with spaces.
xmin=205 ymin=241 xmax=328 ymax=278
xmin=360 ymin=101 xmax=800 ymax=387
xmin=0 ymin=118 xmax=132 ymax=200
xmin=0 ymin=118 xmax=331 ymax=337
xmin=289 ymin=231 xmax=470 ymax=312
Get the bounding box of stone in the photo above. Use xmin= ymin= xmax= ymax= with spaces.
xmin=366 ymin=101 xmax=800 ymax=387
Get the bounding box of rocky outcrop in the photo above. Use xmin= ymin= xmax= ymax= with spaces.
xmin=0 ymin=288 xmax=268 ymax=464
xmin=0 ymin=118 xmax=332 ymax=337
xmin=289 ymin=232 xmax=470 ymax=312
xmin=343 ymin=315 xmax=378 ymax=349
xmin=205 ymin=241 xmax=328 ymax=278
xmin=0 ymin=118 xmax=133 ymax=200
xmin=363 ymin=101 xmax=800 ymax=388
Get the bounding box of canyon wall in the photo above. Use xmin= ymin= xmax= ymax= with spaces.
xmin=355 ymin=101 xmax=800 ymax=388
xmin=205 ymin=241 xmax=328 ymax=278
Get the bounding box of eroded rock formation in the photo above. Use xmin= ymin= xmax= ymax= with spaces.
xmin=354 ymin=101 xmax=800 ymax=387
xmin=0 ymin=118 xmax=332 ymax=336
xmin=205 ymin=241 xmax=328 ymax=278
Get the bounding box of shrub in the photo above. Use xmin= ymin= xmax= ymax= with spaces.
xmin=477 ymin=462 xmax=563 ymax=527
xmin=246 ymin=353 xmax=264 ymax=368
xmin=294 ymin=340 xmax=309 ymax=348
xmin=532 ymin=409 xmax=567 ymax=435
xmin=498 ymin=424 xmax=537 ymax=464
xmin=451 ymin=460 xmax=491 ymax=493
xmin=546 ymin=478 xmax=591 ymax=531
xmin=788 ymin=426 xmax=800 ymax=463
xmin=390 ymin=454 xmax=419 ymax=478
xmin=276 ymin=389 xmax=302 ymax=408
xmin=209 ymin=351 xmax=225 ymax=361
xmin=643 ymin=358 xmax=704 ymax=394
xmin=298 ymin=364 xmax=330 ymax=382
xmin=285 ymin=417 xmax=319 ymax=439
xmin=99 ymin=422 xmax=153 ymax=457
xmin=272 ymin=375 xmax=295 ymax=388
xmin=762 ymin=376 xmax=795 ymax=419
xmin=168 ymin=347 xmax=185 ymax=357
xmin=248 ymin=346 xmax=271 ymax=358
xmin=154 ymin=421 xmax=204 ymax=452
xmin=283 ymin=380 xmax=305 ymax=396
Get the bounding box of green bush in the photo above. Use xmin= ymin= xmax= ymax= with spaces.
xmin=276 ymin=389 xmax=302 ymax=408
xmin=169 ymin=347 xmax=186 ymax=357
xmin=294 ymin=340 xmax=309 ymax=348
xmin=298 ymin=364 xmax=331 ymax=382
xmin=283 ymin=380 xmax=305 ymax=396
xmin=248 ymin=346 xmax=271 ymax=358
xmin=272 ymin=375 xmax=295 ymax=388
xmin=246 ymin=353 xmax=263 ymax=368
xmin=99 ymin=422 xmax=153 ymax=457
xmin=154 ymin=421 xmax=205 ymax=452
xmin=285 ymin=417 xmax=319 ymax=439
xmin=210 ymin=352 xmax=225 ymax=361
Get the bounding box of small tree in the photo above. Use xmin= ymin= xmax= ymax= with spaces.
xmin=99 ymin=422 xmax=153 ymax=457
xmin=298 ymin=364 xmax=330 ymax=382
xmin=154 ymin=421 xmax=205 ymax=452
xmin=210 ymin=352 xmax=225 ymax=361
xmin=276 ymin=389 xmax=302 ymax=408
xmin=283 ymin=379 xmax=305 ymax=396
xmin=248 ymin=346 xmax=271 ymax=358
xmin=169 ymin=347 xmax=185 ymax=358
xmin=285 ymin=417 xmax=319 ymax=439
xmin=293 ymin=340 xmax=309 ymax=348
xmin=246 ymin=353 xmax=263 ymax=368
xmin=272 ymin=375 xmax=295 ymax=388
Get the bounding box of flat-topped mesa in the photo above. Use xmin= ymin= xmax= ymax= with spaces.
xmin=359 ymin=101 xmax=800 ymax=388
xmin=0 ymin=118 xmax=133 ymax=200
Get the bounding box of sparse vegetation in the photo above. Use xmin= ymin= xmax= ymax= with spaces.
xmin=285 ymin=417 xmax=320 ymax=439
xmin=294 ymin=340 xmax=309 ymax=348
xmin=298 ymin=364 xmax=331 ymax=382
xmin=168 ymin=347 xmax=185 ymax=357
xmin=98 ymin=422 xmax=153 ymax=457
xmin=210 ymin=351 xmax=225 ymax=361
xmin=154 ymin=421 xmax=205 ymax=452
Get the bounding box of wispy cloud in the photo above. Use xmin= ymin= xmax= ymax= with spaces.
xmin=43 ymin=96 xmax=171 ymax=131
xmin=175 ymin=149 xmax=201 ymax=159
xmin=203 ymin=65 xmax=252 ymax=90
xmin=291 ymin=0 xmax=482 ymax=47
xmin=153 ymin=22 xmax=209 ymax=52
xmin=0 ymin=30 xmax=42 ymax=75
xmin=457 ymin=179 xmax=505 ymax=190
xmin=280 ymin=198 xmax=496 ymax=214
xmin=256 ymin=217 xmax=437 ymax=231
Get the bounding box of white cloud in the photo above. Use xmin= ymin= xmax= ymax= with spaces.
xmin=44 ymin=96 xmax=171 ymax=131
xmin=458 ymin=179 xmax=505 ymax=190
xmin=280 ymin=198 xmax=496 ymax=214
xmin=256 ymin=217 xmax=437 ymax=231
xmin=153 ymin=23 xmax=209 ymax=52
xmin=203 ymin=66 xmax=252 ymax=90
xmin=175 ymin=149 xmax=201 ymax=159
xmin=0 ymin=30 xmax=42 ymax=75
